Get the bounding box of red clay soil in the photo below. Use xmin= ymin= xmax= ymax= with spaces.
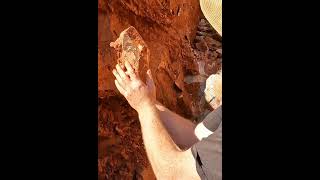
xmin=98 ymin=0 xmax=221 ymax=179
xmin=98 ymin=91 xmax=149 ymax=179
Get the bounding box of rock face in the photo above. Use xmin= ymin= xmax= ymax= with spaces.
xmin=98 ymin=0 xmax=222 ymax=179
xmin=98 ymin=0 xmax=203 ymax=117
xmin=98 ymin=92 xmax=149 ymax=180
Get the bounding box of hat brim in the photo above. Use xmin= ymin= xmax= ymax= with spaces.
xmin=200 ymin=0 xmax=222 ymax=36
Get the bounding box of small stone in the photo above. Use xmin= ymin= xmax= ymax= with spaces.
xmin=196 ymin=31 xmax=207 ymax=36
xmin=195 ymin=40 xmax=208 ymax=52
xmin=204 ymin=36 xmax=221 ymax=48
xmin=198 ymin=26 xmax=211 ymax=32
xmin=194 ymin=35 xmax=204 ymax=42
xmin=208 ymin=51 xmax=218 ymax=59
xmin=199 ymin=19 xmax=207 ymax=26
xmin=216 ymin=48 xmax=222 ymax=54
xmin=121 ymin=149 xmax=129 ymax=160
xmin=115 ymin=125 xmax=124 ymax=136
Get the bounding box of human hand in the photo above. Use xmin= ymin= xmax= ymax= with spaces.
xmin=112 ymin=61 xmax=155 ymax=112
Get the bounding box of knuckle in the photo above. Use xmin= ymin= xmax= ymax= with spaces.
xmin=123 ymin=77 xmax=129 ymax=82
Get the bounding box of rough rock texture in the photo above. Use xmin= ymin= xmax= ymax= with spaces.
xmin=98 ymin=0 xmax=203 ymax=117
xmin=98 ymin=91 xmax=150 ymax=179
xmin=110 ymin=26 xmax=150 ymax=83
xmin=98 ymin=0 xmax=222 ymax=179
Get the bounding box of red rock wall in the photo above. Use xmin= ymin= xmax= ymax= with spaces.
xmin=99 ymin=0 xmax=202 ymax=118
xmin=98 ymin=0 xmax=221 ymax=179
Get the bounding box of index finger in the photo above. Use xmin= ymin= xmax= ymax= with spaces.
xmin=124 ymin=61 xmax=137 ymax=79
xmin=116 ymin=64 xmax=129 ymax=80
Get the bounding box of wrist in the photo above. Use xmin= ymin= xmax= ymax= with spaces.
xmin=135 ymin=98 xmax=155 ymax=113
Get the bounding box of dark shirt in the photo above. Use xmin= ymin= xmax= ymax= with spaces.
xmin=191 ymin=106 xmax=222 ymax=180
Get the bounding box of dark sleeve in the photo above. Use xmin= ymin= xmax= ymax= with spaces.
xmin=191 ymin=123 xmax=222 ymax=180
xmin=202 ymin=106 xmax=222 ymax=132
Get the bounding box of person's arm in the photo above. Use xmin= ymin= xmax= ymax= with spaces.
xmin=112 ymin=62 xmax=200 ymax=179
xmin=138 ymin=99 xmax=200 ymax=179
xmin=144 ymin=69 xmax=199 ymax=149
xmin=155 ymin=101 xmax=199 ymax=150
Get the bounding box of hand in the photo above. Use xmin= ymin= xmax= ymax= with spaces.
xmin=112 ymin=61 xmax=155 ymax=112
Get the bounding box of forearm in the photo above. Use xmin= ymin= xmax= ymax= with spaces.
xmin=137 ymin=101 xmax=189 ymax=179
xmin=112 ymin=61 xmax=199 ymax=179
xmin=155 ymin=101 xmax=199 ymax=149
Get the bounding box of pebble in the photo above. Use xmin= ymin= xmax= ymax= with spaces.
xmin=194 ymin=35 xmax=204 ymax=42
xmin=199 ymin=19 xmax=208 ymax=26
xmin=198 ymin=26 xmax=211 ymax=32
xmin=216 ymin=48 xmax=222 ymax=54
xmin=195 ymin=41 xmax=208 ymax=52
xmin=204 ymin=36 xmax=221 ymax=47
xmin=196 ymin=31 xmax=207 ymax=36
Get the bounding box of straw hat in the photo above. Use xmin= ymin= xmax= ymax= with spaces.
xmin=200 ymin=0 xmax=222 ymax=36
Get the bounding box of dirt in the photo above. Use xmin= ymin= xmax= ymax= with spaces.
xmin=98 ymin=91 xmax=151 ymax=180
xmin=98 ymin=0 xmax=221 ymax=179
